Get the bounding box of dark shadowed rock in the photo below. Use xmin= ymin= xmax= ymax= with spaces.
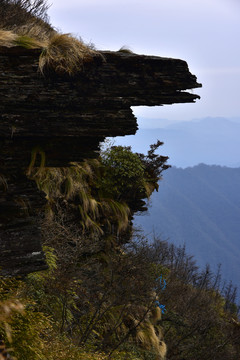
xmin=0 ymin=46 xmax=201 ymax=276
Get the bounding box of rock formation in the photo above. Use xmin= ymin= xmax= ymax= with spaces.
xmin=0 ymin=45 xmax=201 ymax=276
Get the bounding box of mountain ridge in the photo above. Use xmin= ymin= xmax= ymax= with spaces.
xmin=134 ymin=164 xmax=240 ymax=292
xmin=115 ymin=116 xmax=240 ymax=168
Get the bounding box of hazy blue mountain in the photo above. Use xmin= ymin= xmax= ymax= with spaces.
xmin=134 ymin=164 xmax=240 ymax=292
xmin=114 ymin=117 xmax=240 ymax=168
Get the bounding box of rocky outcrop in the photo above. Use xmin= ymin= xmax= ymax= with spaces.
xmin=0 ymin=46 xmax=201 ymax=276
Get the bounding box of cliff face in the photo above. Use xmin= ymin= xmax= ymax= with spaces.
xmin=0 ymin=46 xmax=201 ymax=275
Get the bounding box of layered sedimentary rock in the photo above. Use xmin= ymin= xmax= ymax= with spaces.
xmin=0 ymin=46 xmax=201 ymax=275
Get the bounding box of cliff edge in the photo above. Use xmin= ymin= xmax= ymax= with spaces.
xmin=0 ymin=45 xmax=201 ymax=275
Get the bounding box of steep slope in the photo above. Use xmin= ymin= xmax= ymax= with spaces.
xmin=134 ymin=164 xmax=240 ymax=289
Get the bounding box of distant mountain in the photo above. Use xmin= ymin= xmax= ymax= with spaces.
xmin=134 ymin=164 xmax=240 ymax=292
xmin=114 ymin=117 xmax=240 ymax=168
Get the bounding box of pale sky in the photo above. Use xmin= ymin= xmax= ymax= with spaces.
xmin=48 ymin=0 xmax=240 ymax=124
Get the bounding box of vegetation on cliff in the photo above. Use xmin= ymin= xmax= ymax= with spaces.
xmin=1 ymin=142 xmax=240 ymax=360
xmin=0 ymin=2 xmax=239 ymax=360
xmin=1 ymin=142 xmax=170 ymax=360
xmin=0 ymin=0 xmax=100 ymax=75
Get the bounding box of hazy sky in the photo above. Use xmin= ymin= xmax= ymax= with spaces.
xmin=48 ymin=0 xmax=240 ymax=124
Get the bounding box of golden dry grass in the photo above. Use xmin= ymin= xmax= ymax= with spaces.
xmin=0 ymin=28 xmax=45 ymax=48
xmin=137 ymin=323 xmax=159 ymax=350
xmin=38 ymin=33 xmax=99 ymax=75
xmin=27 ymin=160 xmax=130 ymax=236
xmin=149 ymin=307 xmax=162 ymax=325
xmin=134 ymin=307 xmax=167 ymax=360
xmin=0 ymin=28 xmax=102 ymax=75
xmin=136 ymin=322 xmax=167 ymax=360
xmin=14 ymin=35 xmax=46 ymax=49
xmin=0 ymin=29 xmax=18 ymax=47
xmin=158 ymin=341 xmax=167 ymax=360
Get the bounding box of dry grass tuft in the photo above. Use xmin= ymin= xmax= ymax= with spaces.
xmin=150 ymin=306 xmax=162 ymax=325
xmin=38 ymin=33 xmax=99 ymax=75
xmin=100 ymin=199 xmax=130 ymax=234
xmin=136 ymin=323 xmax=159 ymax=350
xmin=0 ymin=1 xmax=103 ymax=75
xmin=0 ymin=29 xmax=18 ymax=47
xmin=14 ymin=35 xmax=45 ymax=49
xmin=158 ymin=341 xmax=167 ymax=360
xmin=133 ymin=306 xmax=167 ymax=360
xmin=0 ymin=28 xmax=45 ymax=48
xmin=0 ymin=28 xmax=102 ymax=75
xmin=136 ymin=322 xmax=167 ymax=360
xmin=27 ymin=159 xmax=131 ymax=236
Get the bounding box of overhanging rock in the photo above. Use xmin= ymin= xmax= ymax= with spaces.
xmin=0 ymin=46 xmax=201 ymax=275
